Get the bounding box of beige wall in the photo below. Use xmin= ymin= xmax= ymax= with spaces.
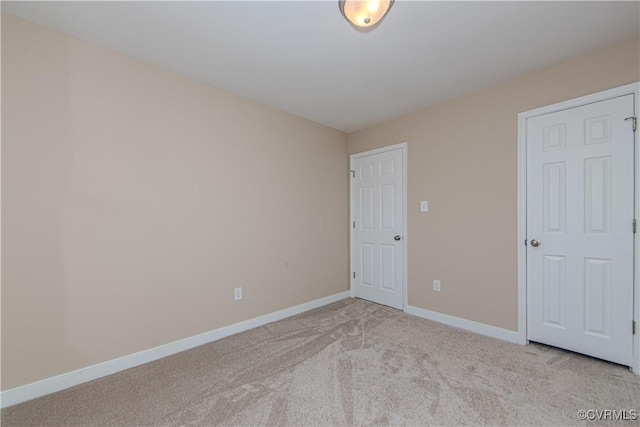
xmin=349 ymin=37 xmax=640 ymax=331
xmin=1 ymin=14 xmax=349 ymax=391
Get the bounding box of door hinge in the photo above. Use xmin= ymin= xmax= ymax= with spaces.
xmin=634 ymin=219 xmax=636 ymax=234
xmin=353 ymin=221 xmax=355 ymax=229
xmin=625 ymin=116 xmax=637 ymax=132
xmin=353 ymin=271 xmax=356 ymax=279
xmin=350 ymin=170 xmax=355 ymax=178
xmin=633 ymin=320 xmax=636 ymax=335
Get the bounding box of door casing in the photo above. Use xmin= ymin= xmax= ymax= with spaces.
xmin=350 ymin=142 xmax=408 ymax=311
xmin=517 ymin=82 xmax=640 ymax=374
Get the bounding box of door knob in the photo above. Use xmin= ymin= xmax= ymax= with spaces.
xmin=530 ymin=239 xmax=540 ymax=247
xmin=394 ymin=235 xmax=402 ymax=241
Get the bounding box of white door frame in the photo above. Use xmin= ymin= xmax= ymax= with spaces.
xmin=350 ymin=142 xmax=408 ymax=310
xmin=517 ymin=82 xmax=640 ymax=373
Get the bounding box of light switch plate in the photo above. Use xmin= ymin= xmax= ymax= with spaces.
xmin=421 ymin=201 xmax=429 ymax=212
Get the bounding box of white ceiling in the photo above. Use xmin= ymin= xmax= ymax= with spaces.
xmin=3 ymin=1 xmax=639 ymax=132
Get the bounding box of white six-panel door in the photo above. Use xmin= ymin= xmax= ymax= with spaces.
xmin=352 ymin=146 xmax=404 ymax=310
xmin=526 ymin=95 xmax=635 ymax=365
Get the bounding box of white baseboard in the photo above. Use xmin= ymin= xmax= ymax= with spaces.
xmin=1 ymin=291 xmax=351 ymax=408
xmin=405 ymin=304 xmax=520 ymax=344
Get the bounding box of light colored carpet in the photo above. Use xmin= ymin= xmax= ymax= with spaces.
xmin=2 ymin=298 xmax=639 ymax=426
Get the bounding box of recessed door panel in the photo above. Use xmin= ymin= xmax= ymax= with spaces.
xmin=380 ymin=244 xmax=396 ymax=291
xmin=543 ymin=162 xmax=566 ymax=234
xmin=360 ymin=186 xmax=374 ymax=230
xmin=360 ymin=163 xmax=374 ymax=179
xmin=584 ymin=258 xmax=611 ymax=338
xmin=543 ymin=124 xmax=566 ymax=151
xmin=584 ymin=115 xmax=611 ymax=145
xmin=584 ymin=157 xmax=611 ymax=235
xmin=543 ymin=255 xmax=566 ymax=328
xmin=380 ymin=184 xmax=395 ymax=231
xmin=360 ymin=243 xmax=375 ymax=288
xmin=380 ymin=159 xmax=395 ymax=176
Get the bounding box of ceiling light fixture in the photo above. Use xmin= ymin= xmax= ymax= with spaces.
xmin=339 ymin=0 xmax=395 ymax=29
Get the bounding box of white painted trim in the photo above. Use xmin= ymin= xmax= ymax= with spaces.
xmin=517 ymin=82 xmax=640 ymax=373
xmin=351 ymin=142 xmax=407 ymax=158
xmin=349 ymin=142 xmax=408 ymax=311
xmin=403 ymin=144 xmax=408 ymax=311
xmin=520 ymin=83 xmax=639 ymax=120
xmin=0 ymin=291 xmax=351 ymax=408
xmin=634 ymin=84 xmax=640 ymax=376
xmin=405 ymin=305 xmax=520 ymax=344
xmin=517 ymin=99 xmax=529 ymax=346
